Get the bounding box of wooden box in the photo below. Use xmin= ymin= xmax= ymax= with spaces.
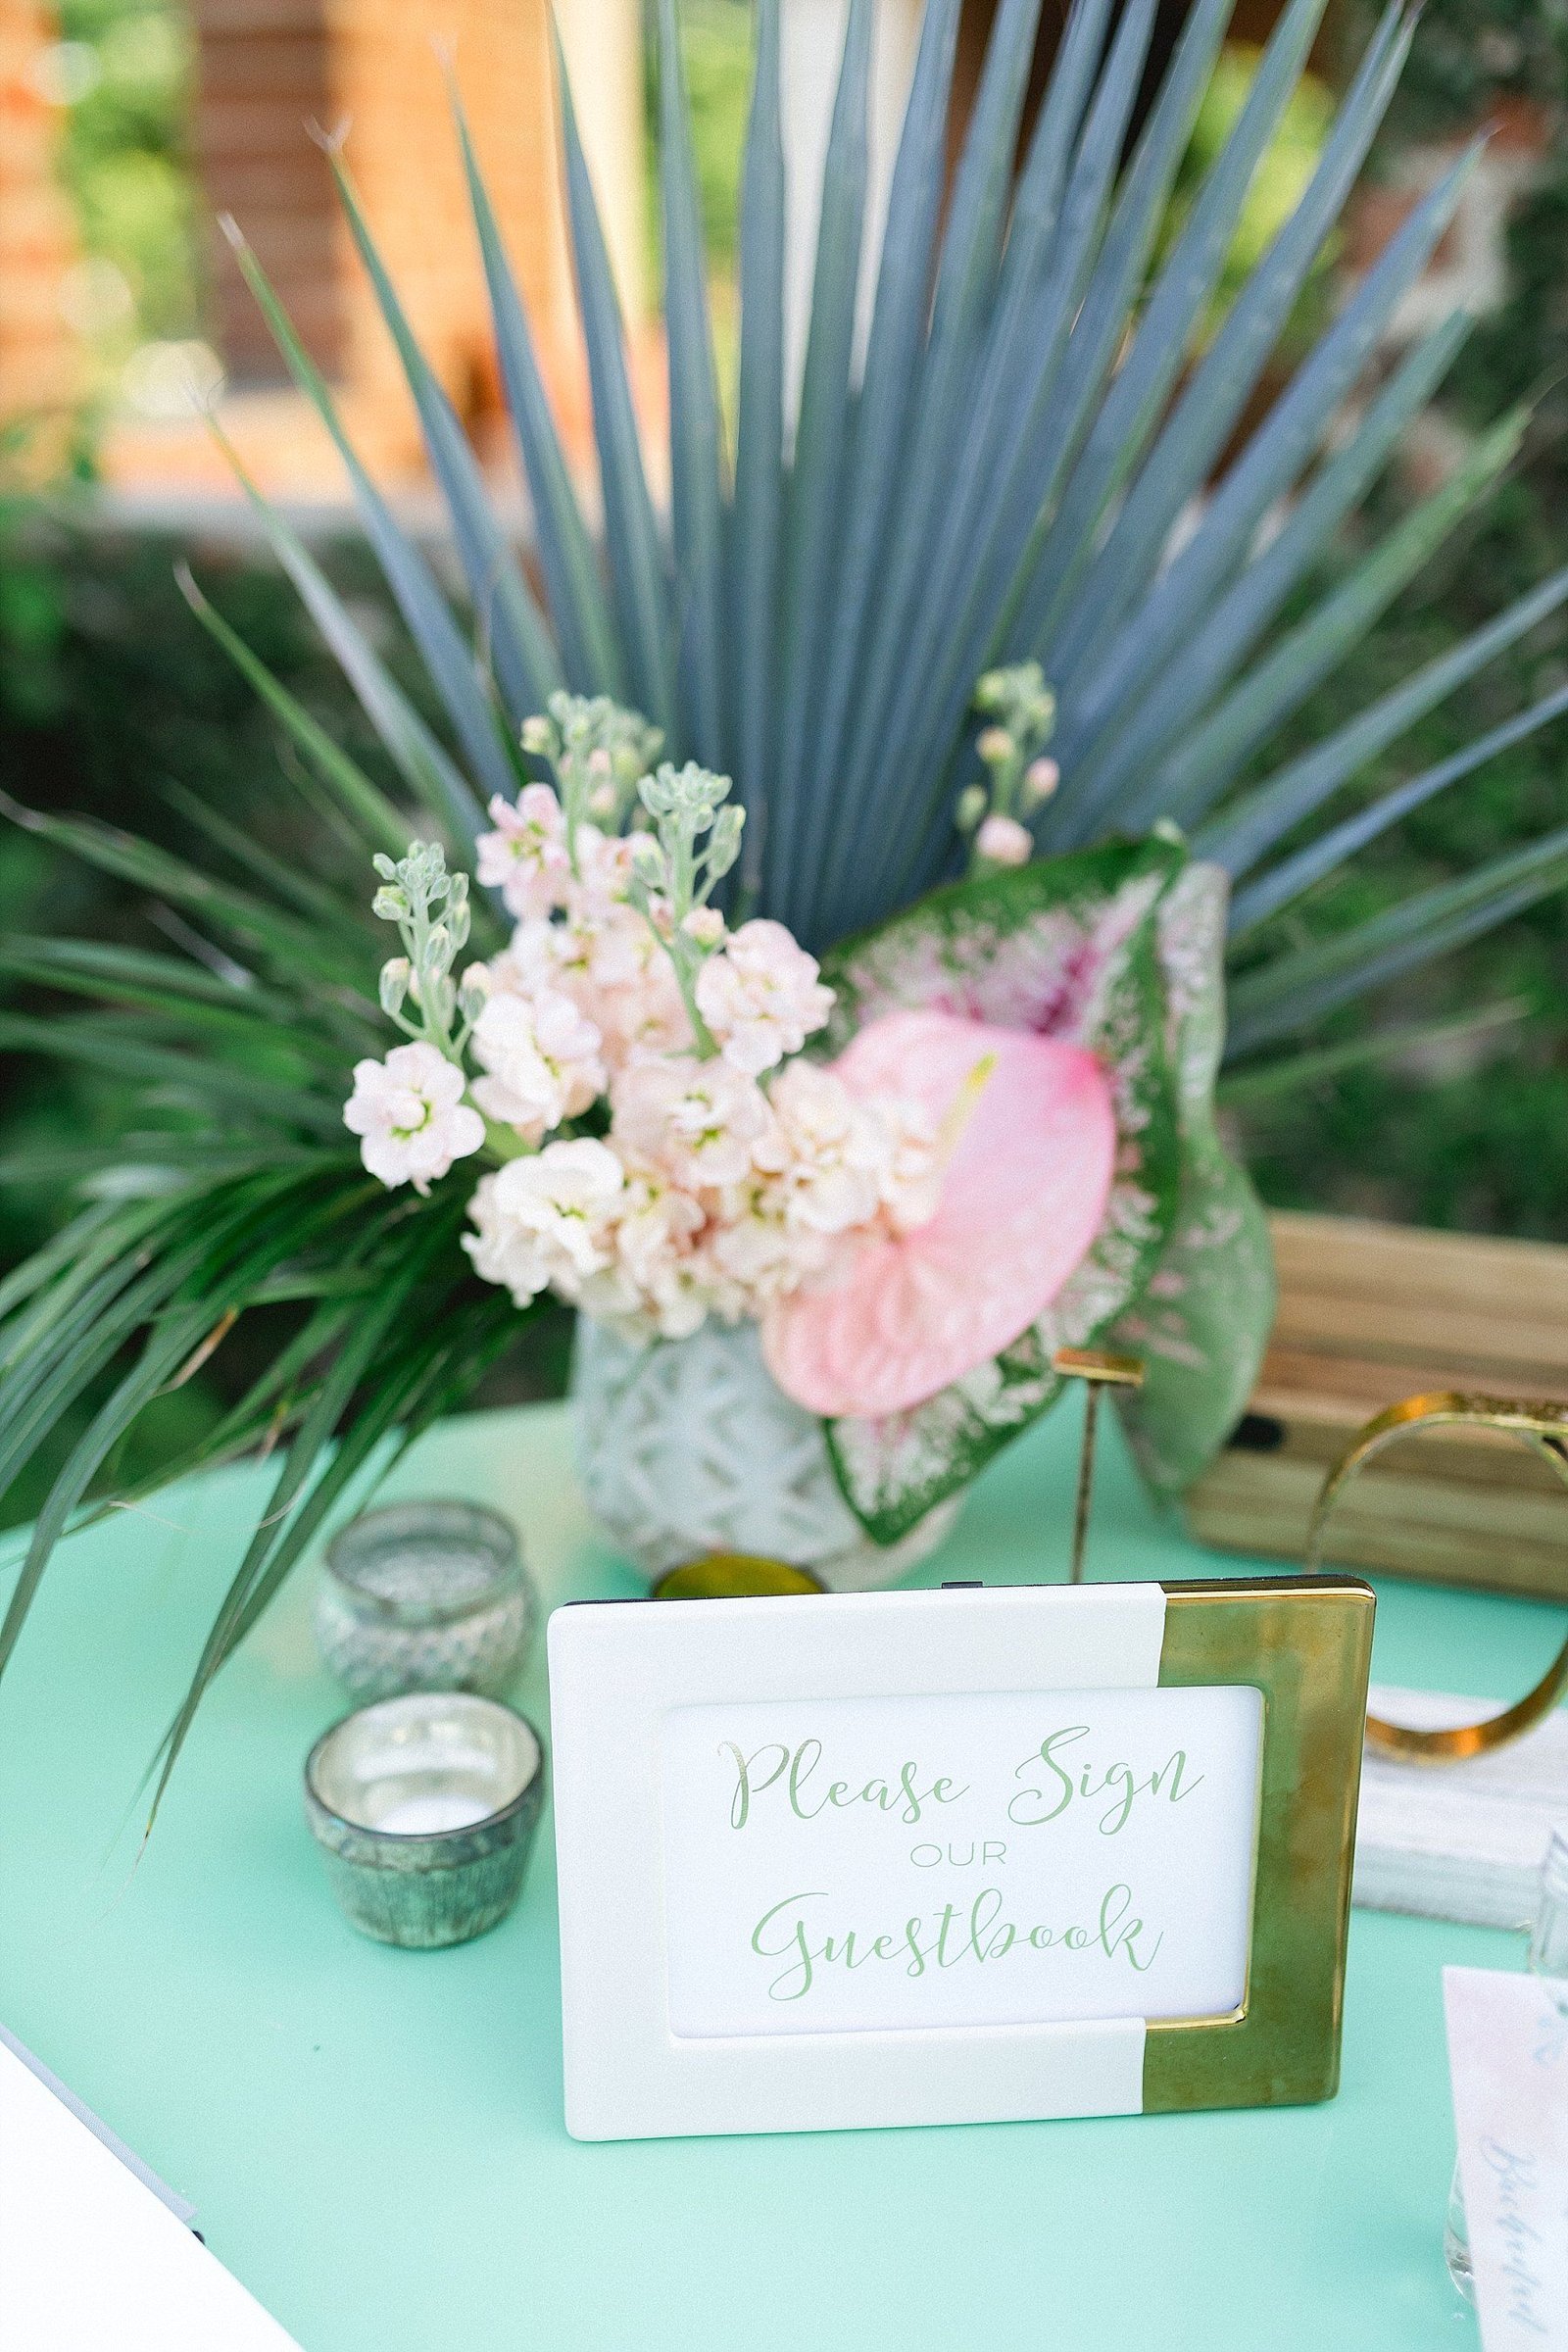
xmin=1182 ymin=1212 xmax=1568 ymax=1600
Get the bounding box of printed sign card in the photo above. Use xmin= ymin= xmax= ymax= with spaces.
xmin=660 ymin=1684 xmax=1262 ymax=2036
xmin=550 ymin=1577 xmax=1372 ymax=2142
xmin=1446 ymin=1965 xmax=1568 ymax=2347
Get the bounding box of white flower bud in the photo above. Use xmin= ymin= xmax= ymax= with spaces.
xmin=378 ymin=957 xmax=412 ymax=1016
xmin=458 ymin=963 xmax=492 ymax=1023
xmin=588 ymin=781 xmax=617 ymax=818
xmin=955 ymin=783 xmax=987 ymax=831
xmin=707 ymin=803 xmax=745 ymax=879
xmin=371 ymin=853 xmax=399 ymax=881
xmin=372 ymin=885 xmax=409 ymax=922
xmin=1022 ymin=757 xmax=1060 ymax=807
xmin=682 ymin=906 xmax=726 ymax=947
xmin=640 ymin=760 xmax=731 ymax=825
xmin=977 ymin=725 xmax=1015 ymax=766
xmin=630 ymin=833 xmax=666 ymax=890
xmin=521 ymin=714 xmax=555 ymax=758
xmin=976 ymin=813 xmax=1033 ymax=867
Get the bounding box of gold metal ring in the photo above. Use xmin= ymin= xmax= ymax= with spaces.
xmin=1305 ymin=1390 xmax=1568 ymax=1763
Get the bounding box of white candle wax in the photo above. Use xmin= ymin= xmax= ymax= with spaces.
xmin=375 ymin=1789 xmax=492 ymax=1836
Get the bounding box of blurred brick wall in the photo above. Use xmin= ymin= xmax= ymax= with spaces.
xmin=195 ymin=0 xmax=345 ymax=386
xmin=100 ymin=0 xmax=651 ymax=494
xmin=0 ymin=0 xmax=80 ymax=470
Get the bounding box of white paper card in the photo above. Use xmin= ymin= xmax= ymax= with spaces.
xmin=0 ymin=2039 xmax=301 ymax=2352
xmin=660 ymin=1682 xmax=1263 ymax=2038
xmin=1446 ymin=1965 xmax=1568 ymax=2348
xmin=1356 ymin=1687 xmax=1568 ymax=1929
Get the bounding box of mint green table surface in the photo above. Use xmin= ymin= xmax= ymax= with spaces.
xmin=3 ymin=1396 xmax=1554 ymax=2352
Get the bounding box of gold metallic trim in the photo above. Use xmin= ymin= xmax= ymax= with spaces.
xmin=1305 ymin=1391 xmax=1568 ymax=1762
xmin=1142 ymin=1576 xmax=1374 ymax=2114
xmin=1050 ymin=1347 xmax=1147 ymax=1387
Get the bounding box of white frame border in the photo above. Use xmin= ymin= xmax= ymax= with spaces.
xmin=547 ymin=1582 xmax=1171 ymax=2141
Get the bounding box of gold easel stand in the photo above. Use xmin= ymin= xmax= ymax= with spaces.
xmin=1306 ymin=1392 xmax=1568 ymax=1762
xmin=1052 ymin=1347 xmax=1146 ymax=1583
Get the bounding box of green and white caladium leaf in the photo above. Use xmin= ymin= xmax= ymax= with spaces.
xmin=819 ymin=837 xmax=1193 ymax=1543
xmin=1107 ymin=859 xmax=1276 ymax=1497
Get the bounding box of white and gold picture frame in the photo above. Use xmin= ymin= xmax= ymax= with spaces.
xmin=548 ymin=1574 xmax=1373 ymax=2142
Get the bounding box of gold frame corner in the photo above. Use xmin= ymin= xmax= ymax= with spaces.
xmin=1141 ymin=1575 xmax=1375 ymax=2115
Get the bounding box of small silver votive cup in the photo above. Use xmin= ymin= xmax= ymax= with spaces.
xmin=314 ymin=1498 xmax=536 ymax=1702
xmin=304 ymin=1692 xmax=545 ymax=1948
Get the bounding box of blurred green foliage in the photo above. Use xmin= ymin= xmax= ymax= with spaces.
xmin=649 ymin=0 xmax=754 ymax=271
xmin=1163 ymin=42 xmax=1339 ymax=350
xmin=1233 ymin=0 xmax=1568 ymax=1231
xmin=53 ymin=0 xmax=201 ymax=387
xmin=0 ymin=516 xmax=573 ymax=1527
xmin=1363 ymin=0 xmax=1568 ymax=144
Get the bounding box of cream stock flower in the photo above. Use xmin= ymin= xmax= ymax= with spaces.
xmin=610 ymin=1159 xmax=707 ymax=1295
xmin=694 ymin=919 xmax=835 ymax=1075
xmin=612 ymin=1054 xmax=772 ymax=1189
xmin=758 ymin=1059 xmax=890 ymax=1235
xmin=464 ymin=1138 xmax=625 ymax=1304
xmin=580 ymin=1164 xmax=711 ymax=1340
xmin=468 ymin=988 xmax=606 ymax=1142
xmin=573 ymin=822 xmax=649 ymax=903
xmin=874 ymin=1094 xmax=946 ymax=1232
xmin=343 ymin=1042 xmax=484 ymax=1194
xmin=473 ymin=785 xmax=571 ymax=918
xmin=505 ymin=906 xmax=689 ymax=1067
xmin=703 ymin=1184 xmax=832 ymax=1308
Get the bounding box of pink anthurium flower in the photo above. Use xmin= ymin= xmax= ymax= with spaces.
xmin=762 ymin=1008 xmax=1115 ymax=1420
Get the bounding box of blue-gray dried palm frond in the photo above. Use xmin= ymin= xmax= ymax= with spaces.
xmin=207 ymin=0 xmax=1568 ymax=1077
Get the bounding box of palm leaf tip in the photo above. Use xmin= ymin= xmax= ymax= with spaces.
xmin=657 ymin=0 xmax=727 ymax=769
xmin=448 ymin=79 xmax=625 ymax=699
xmin=553 ymin=22 xmax=677 ymax=740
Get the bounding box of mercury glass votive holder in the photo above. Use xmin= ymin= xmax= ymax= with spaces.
xmin=304 ymin=1692 xmax=545 ymax=1948
xmin=314 ymin=1498 xmax=536 ymax=1702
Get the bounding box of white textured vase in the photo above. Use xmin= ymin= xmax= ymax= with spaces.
xmin=569 ymin=1317 xmax=959 ymax=1591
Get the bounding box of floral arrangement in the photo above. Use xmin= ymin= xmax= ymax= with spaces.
xmin=340 ymin=681 xmax=1125 ymax=1444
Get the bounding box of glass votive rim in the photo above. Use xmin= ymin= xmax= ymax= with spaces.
xmin=305 ymin=1690 xmax=543 ymax=1843
xmin=323 ymin=1497 xmax=523 ymax=1632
